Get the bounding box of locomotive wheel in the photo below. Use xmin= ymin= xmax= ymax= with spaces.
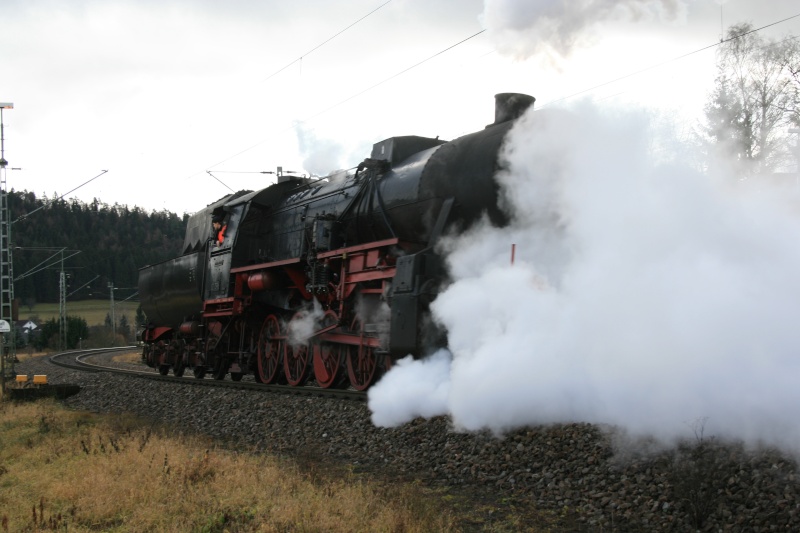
xmin=255 ymin=314 xmax=285 ymax=384
xmin=213 ymin=362 xmax=227 ymax=380
xmin=142 ymin=345 xmax=153 ymax=367
xmin=204 ymin=337 xmax=228 ymax=381
xmin=173 ymin=346 xmax=188 ymax=378
xmin=145 ymin=342 xmax=159 ymax=367
xmin=172 ymin=340 xmax=186 ymax=377
xmin=155 ymin=342 xmax=169 ymax=375
xmin=346 ymin=318 xmax=386 ymax=391
xmin=212 ymin=356 xmax=227 ymax=380
xmin=313 ymin=343 xmax=346 ymax=389
xmin=190 ymin=350 xmax=206 ymax=379
xmin=284 ymin=311 xmax=312 ymax=386
xmin=312 ymin=310 xmax=346 ymax=389
xmin=154 ymin=340 xmax=167 ymax=370
xmin=345 ymin=344 xmax=377 ymax=391
xmin=231 ymin=372 xmax=244 ymax=382
xmin=284 ymin=342 xmax=310 ymax=386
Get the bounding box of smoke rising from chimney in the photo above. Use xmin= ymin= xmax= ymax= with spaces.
xmin=481 ymin=0 xmax=687 ymax=58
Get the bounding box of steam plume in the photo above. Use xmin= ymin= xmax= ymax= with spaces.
xmin=481 ymin=0 xmax=687 ymax=58
xmin=369 ymin=102 xmax=800 ymax=451
xmin=294 ymin=122 xmax=346 ymax=177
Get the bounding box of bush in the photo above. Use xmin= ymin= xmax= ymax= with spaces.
xmin=33 ymin=316 xmax=90 ymax=350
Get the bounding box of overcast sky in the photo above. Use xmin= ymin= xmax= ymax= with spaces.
xmin=2 ymin=0 xmax=799 ymax=215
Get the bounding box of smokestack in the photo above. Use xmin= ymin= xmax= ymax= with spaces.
xmin=493 ymin=93 xmax=535 ymax=125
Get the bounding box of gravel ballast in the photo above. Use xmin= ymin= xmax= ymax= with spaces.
xmin=14 ymin=355 xmax=800 ymax=532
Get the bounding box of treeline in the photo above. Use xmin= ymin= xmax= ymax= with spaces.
xmin=9 ymin=190 xmax=188 ymax=305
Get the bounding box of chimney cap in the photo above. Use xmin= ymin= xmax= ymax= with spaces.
xmin=492 ymin=93 xmax=535 ymax=126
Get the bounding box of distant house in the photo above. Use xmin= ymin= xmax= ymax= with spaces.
xmin=14 ymin=320 xmax=39 ymax=345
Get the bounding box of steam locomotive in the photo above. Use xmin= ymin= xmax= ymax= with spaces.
xmin=138 ymin=93 xmax=535 ymax=390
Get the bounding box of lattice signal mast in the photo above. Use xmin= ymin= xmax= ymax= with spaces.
xmin=0 ymin=102 xmax=16 ymax=378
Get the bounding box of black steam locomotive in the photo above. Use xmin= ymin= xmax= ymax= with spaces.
xmin=139 ymin=93 xmax=534 ymax=390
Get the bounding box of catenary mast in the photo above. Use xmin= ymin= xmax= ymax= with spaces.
xmin=0 ymin=102 xmax=16 ymax=384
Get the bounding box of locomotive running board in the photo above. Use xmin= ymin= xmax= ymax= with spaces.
xmin=229 ymin=238 xmax=402 ymax=275
xmin=315 ymin=237 xmax=400 ymax=260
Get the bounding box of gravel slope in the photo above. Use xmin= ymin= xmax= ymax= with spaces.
xmin=14 ymin=355 xmax=800 ymax=532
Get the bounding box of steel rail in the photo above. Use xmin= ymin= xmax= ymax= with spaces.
xmin=49 ymin=347 xmax=367 ymax=401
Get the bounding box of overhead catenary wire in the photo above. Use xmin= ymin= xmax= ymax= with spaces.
xmin=262 ymin=0 xmax=393 ymax=83
xmin=66 ymin=275 xmax=100 ymax=299
xmin=197 ymin=28 xmax=487 ymax=178
xmin=13 ymin=170 xmax=109 ymax=224
xmin=206 ymin=171 xmax=235 ymax=193
xmin=300 ymin=29 xmax=486 ymax=125
xmin=539 ymin=12 xmax=800 ymax=109
xmin=14 ymin=250 xmax=81 ymax=282
xmin=194 ymin=11 xmax=800 ymax=194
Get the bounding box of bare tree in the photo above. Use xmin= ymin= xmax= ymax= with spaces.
xmin=704 ymin=23 xmax=800 ymax=175
xmin=789 ymin=38 xmax=800 ymax=124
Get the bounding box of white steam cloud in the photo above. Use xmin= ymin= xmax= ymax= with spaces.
xmin=368 ymin=350 xmax=451 ymax=428
xmin=294 ymin=122 xmax=346 ymax=177
xmin=369 ymin=101 xmax=800 ymax=451
xmin=481 ymin=0 xmax=687 ymax=58
xmin=287 ymin=300 xmax=325 ymax=346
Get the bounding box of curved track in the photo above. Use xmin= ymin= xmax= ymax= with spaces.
xmin=50 ymin=347 xmax=366 ymax=401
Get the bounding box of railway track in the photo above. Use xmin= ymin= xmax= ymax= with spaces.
xmin=49 ymin=347 xmax=367 ymax=401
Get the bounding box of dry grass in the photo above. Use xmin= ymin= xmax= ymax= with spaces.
xmin=111 ymin=350 xmax=144 ymax=364
xmin=0 ymin=399 xmax=458 ymax=532
xmin=14 ymin=349 xmax=54 ymax=362
xmin=18 ymin=299 xmax=139 ymax=327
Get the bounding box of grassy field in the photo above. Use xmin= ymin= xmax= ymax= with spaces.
xmin=3 ymin=353 xmax=559 ymax=531
xmin=18 ymin=299 xmax=139 ymax=327
xmin=0 ymin=395 xmax=461 ymax=532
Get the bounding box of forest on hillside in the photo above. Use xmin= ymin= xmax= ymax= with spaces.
xmin=9 ymin=190 xmax=188 ymax=306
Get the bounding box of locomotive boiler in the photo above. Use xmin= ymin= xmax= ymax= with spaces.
xmin=139 ymin=93 xmax=535 ymax=390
